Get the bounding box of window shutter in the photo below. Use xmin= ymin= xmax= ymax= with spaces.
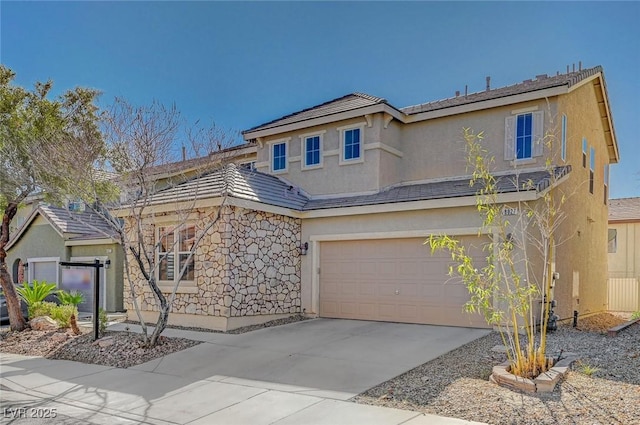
xmin=532 ymin=110 xmax=544 ymax=157
xmin=504 ymin=116 xmax=515 ymax=160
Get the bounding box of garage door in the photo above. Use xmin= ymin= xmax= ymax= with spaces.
xmin=319 ymin=237 xmax=490 ymax=328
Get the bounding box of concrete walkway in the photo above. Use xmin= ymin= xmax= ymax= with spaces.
xmin=1 ymin=319 xmax=488 ymax=424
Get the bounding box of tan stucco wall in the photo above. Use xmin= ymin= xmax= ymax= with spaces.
xmin=608 ymin=222 xmax=640 ymax=277
xmin=552 ymin=81 xmax=611 ymax=319
xmin=399 ymin=99 xmax=558 ymax=183
xmin=256 ymin=118 xmax=382 ymax=196
xmin=254 ymin=99 xmax=559 ymax=197
xmin=299 ymin=205 xmax=487 ymax=314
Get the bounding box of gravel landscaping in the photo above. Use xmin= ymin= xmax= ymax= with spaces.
xmin=353 ymin=313 xmax=640 ymax=425
xmin=0 ymin=314 xmax=308 ymax=368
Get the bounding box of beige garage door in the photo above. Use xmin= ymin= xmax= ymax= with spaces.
xmin=319 ymin=237 xmax=490 ymax=328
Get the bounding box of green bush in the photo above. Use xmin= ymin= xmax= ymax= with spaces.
xmin=50 ymin=304 xmax=78 ymax=328
xmin=16 ymin=280 xmax=57 ymax=307
xmin=57 ymin=290 xmax=85 ymax=306
xmin=632 ymin=311 xmax=640 ymax=320
xmin=28 ymin=301 xmax=78 ymax=328
xmin=98 ymin=307 xmax=108 ymax=335
xmin=29 ymin=301 xmax=57 ymax=319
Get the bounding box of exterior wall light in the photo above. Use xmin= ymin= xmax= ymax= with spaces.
xmin=300 ymin=242 xmax=309 ymax=256
xmin=104 ymin=259 xmax=111 ymax=269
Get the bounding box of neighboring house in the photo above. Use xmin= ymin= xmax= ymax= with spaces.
xmin=607 ymin=197 xmax=640 ymax=312
xmin=124 ymin=65 xmax=619 ymax=330
xmin=6 ymin=204 xmax=123 ymax=313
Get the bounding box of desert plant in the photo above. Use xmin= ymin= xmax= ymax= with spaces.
xmin=576 ymin=361 xmax=599 ymax=377
xmin=429 ymin=127 xmax=567 ymax=379
xmin=28 ymin=301 xmax=57 ymax=319
xmin=631 ymin=311 xmax=640 ymax=320
xmin=27 ymin=300 xmax=77 ymax=328
xmin=15 ymin=280 xmax=57 ymax=307
xmin=98 ymin=307 xmax=108 ymax=335
xmin=49 ymin=304 xmax=78 ymax=328
xmin=57 ymin=290 xmax=85 ymax=306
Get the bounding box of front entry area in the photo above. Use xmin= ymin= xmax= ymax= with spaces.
xmin=319 ymin=236 xmax=490 ymax=328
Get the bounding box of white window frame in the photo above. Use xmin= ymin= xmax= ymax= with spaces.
xmin=504 ymin=111 xmax=544 ymax=161
xmin=561 ymin=114 xmax=567 ymax=162
xmin=269 ymin=139 xmax=289 ymax=174
xmin=300 ymin=131 xmax=324 ymax=170
xmin=338 ymin=124 xmax=365 ymax=165
xmin=156 ymin=224 xmax=196 ymax=286
xmin=25 ymin=257 xmax=60 ymax=287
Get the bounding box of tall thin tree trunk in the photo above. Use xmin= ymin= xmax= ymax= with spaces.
xmin=0 ymin=202 xmax=27 ymax=331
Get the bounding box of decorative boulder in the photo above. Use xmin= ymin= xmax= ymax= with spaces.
xmin=30 ymin=316 xmax=59 ymax=331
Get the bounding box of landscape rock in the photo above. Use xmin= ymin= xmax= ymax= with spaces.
xmin=29 ymin=316 xmax=59 ymax=331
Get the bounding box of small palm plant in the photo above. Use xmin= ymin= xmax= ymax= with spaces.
xmin=16 ymin=280 xmax=57 ymax=314
xmin=57 ymin=290 xmax=84 ymax=335
xmin=57 ymin=290 xmax=85 ymax=306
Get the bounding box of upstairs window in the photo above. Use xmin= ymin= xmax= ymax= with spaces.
xmin=516 ymin=113 xmax=533 ymax=159
xmin=504 ymin=111 xmax=543 ymax=161
xmin=589 ymin=146 xmax=595 ymax=194
xmin=304 ymin=135 xmax=322 ymax=168
xmin=582 ymin=138 xmax=587 ymax=168
xmin=272 ymin=141 xmax=288 ymax=173
xmin=158 ymin=225 xmax=195 ymax=283
xmin=561 ymin=114 xmax=567 ymax=162
xmin=342 ymin=127 xmax=362 ymax=162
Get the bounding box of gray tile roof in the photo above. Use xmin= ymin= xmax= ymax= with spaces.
xmin=609 ymin=197 xmax=640 ymax=222
xmin=401 ymin=66 xmax=603 ymax=115
xmin=147 ymin=163 xmax=308 ymax=210
xmin=148 ymin=164 xmax=570 ymax=214
xmin=243 ymin=93 xmax=387 ymax=134
xmin=243 ymin=66 xmax=603 ymax=135
xmin=303 ymin=166 xmax=571 ymax=210
xmin=39 ymin=205 xmax=118 ymax=240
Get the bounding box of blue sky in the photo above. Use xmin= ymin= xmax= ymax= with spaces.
xmin=2 ymin=1 xmax=639 ymax=198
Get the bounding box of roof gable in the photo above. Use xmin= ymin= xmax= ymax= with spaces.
xmin=243 ymin=93 xmax=387 ymax=134
xmin=6 ymin=204 xmax=118 ymax=250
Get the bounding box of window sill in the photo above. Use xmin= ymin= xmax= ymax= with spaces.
xmin=339 ymin=157 xmax=364 ymax=166
xmin=158 ymin=284 xmax=198 ymax=294
xmin=510 ymin=158 xmax=536 ymax=166
xmin=301 ymin=164 xmax=322 ymax=171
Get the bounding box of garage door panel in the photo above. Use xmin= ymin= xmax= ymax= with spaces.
xmin=320 ymin=237 xmax=490 ymax=328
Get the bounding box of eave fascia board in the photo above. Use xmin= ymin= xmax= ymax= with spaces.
xmin=299 ymin=191 xmax=537 ymax=219
xmin=65 ymin=238 xmax=118 ymax=247
xmin=404 ymin=86 xmax=567 ymax=123
xmin=242 ymin=104 xmax=399 ymax=140
xmin=112 ymin=197 xmax=226 ymax=218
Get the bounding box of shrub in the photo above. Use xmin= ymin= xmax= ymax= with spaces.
xmin=16 ymin=280 xmax=57 ymax=307
xmin=632 ymin=311 xmax=640 ymax=320
xmin=57 ymin=290 xmax=85 ymax=306
xmin=29 ymin=301 xmax=57 ymax=319
xmin=28 ymin=301 xmax=78 ymax=328
xmin=49 ymin=304 xmax=78 ymax=328
xmin=98 ymin=307 xmax=108 ymax=335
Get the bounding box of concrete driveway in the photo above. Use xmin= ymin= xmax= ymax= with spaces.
xmin=128 ymin=318 xmax=489 ymax=399
xmin=1 ymin=319 xmax=489 ymax=424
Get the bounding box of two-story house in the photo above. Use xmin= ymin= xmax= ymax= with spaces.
xmin=121 ymin=65 xmax=618 ymax=331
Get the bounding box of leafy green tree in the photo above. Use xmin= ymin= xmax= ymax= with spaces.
xmin=0 ymin=66 xmax=104 ymax=331
xmin=429 ymin=128 xmax=567 ymax=379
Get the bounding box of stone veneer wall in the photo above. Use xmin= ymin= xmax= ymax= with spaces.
xmin=123 ymin=205 xmax=302 ymax=320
